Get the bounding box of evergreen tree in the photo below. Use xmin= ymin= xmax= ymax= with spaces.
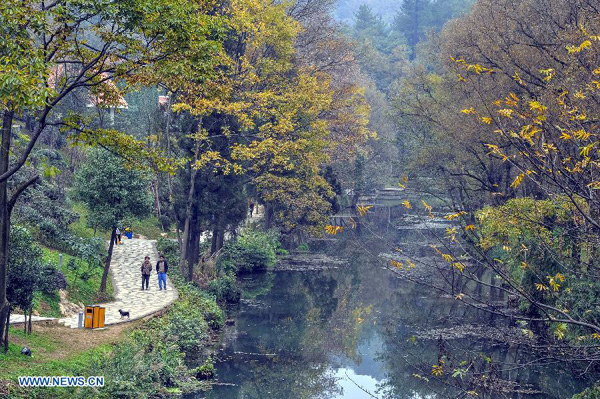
xmin=393 ymin=0 xmax=432 ymax=60
xmin=393 ymin=0 xmax=473 ymax=60
xmin=353 ymin=4 xmax=391 ymax=53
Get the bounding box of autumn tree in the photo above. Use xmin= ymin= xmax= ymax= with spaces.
xmin=150 ymin=0 xmax=374 ymax=274
xmin=382 ymin=0 xmax=600 ymax=384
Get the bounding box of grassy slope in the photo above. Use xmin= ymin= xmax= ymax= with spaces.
xmin=33 ymin=248 xmax=115 ymax=318
xmin=0 ymin=323 xmax=136 ymax=397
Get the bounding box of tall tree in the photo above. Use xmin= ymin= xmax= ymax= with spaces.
xmin=393 ymin=0 xmax=432 ymax=60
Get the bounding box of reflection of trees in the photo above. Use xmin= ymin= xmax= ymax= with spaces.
xmin=329 ymin=239 xmax=588 ymax=399
xmin=207 ymin=266 xmax=374 ymax=399
xmin=377 ymin=332 xmax=588 ymax=399
xmin=209 ymin=360 xmax=341 ymax=399
xmin=207 ymin=233 xmax=589 ymax=399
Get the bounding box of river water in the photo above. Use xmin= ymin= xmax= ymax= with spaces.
xmin=187 ymin=212 xmax=593 ymax=399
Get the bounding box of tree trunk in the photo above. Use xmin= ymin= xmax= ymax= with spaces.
xmin=153 ymin=180 xmax=162 ymax=221
xmin=180 ymin=179 xmax=194 ymax=275
xmin=210 ymin=226 xmax=218 ymax=255
xmin=187 ymin=214 xmax=201 ymax=281
xmin=100 ymin=228 xmax=117 ymax=293
xmin=3 ymin=308 xmax=9 ymax=353
xmin=0 ymin=110 xmax=13 ymax=350
xmin=264 ymin=203 xmax=274 ymax=229
xmin=28 ymin=308 xmax=32 ymax=334
xmin=187 ymin=201 xmax=202 ymax=269
xmin=179 ymin=121 xmax=201 ymax=277
xmin=188 ymin=254 xmax=195 ymax=282
xmin=216 ymin=228 xmax=225 ymax=252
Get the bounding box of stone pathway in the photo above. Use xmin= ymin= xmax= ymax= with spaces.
xmin=9 ymin=315 xmax=57 ymax=325
xmin=59 ymin=238 xmax=178 ymax=328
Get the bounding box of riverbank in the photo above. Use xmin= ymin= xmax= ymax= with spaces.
xmin=1 ymin=237 xmax=225 ymax=399
xmin=1 ymin=228 xmax=281 ymax=399
xmin=1 ymin=262 xmax=223 ymax=399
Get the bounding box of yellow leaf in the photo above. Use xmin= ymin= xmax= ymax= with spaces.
xmin=390 ymin=259 xmax=404 ymax=270
xmin=441 ymin=253 xmax=454 ymax=262
xmin=452 ymin=262 xmax=465 ymax=272
xmin=535 ymin=283 xmax=549 ymax=291
xmin=356 ymin=204 xmax=373 ymax=217
xmin=444 ymin=211 xmax=466 ymax=220
xmin=511 ymin=173 xmax=525 ymax=189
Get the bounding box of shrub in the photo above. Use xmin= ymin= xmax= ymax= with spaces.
xmin=296 ymin=242 xmax=309 ymax=252
xmin=207 ymin=274 xmax=241 ymax=303
xmin=194 ymin=358 xmax=216 ymax=380
xmin=176 ymin=283 xmax=225 ymax=330
xmin=217 ymin=229 xmax=278 ymax=274
xmin=157 ymin=238 xmax=179 ymax=265
xmin=573 ymin=386 xmax=600 ymax=399
xmin=96 ymin=328 xmax=197 ymax=398
xmin=164 ymin=301 xmax=209 ymax=352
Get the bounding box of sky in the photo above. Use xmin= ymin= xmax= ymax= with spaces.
xmin=334 ymin=0 xmax=401 ymax=24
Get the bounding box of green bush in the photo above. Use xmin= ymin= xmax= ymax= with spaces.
xmin=164 ymin=300 xmax=209 ymax=352
xmin=217 ymin=229 xmax=278 ymax=274
xmin=194 ymin=358 xmax=216 ymax=380
xmin=94 ymin=327 xmax=199 ymax=398
xmin=207 ymin=273 xmax=241 ymax=303
xmin=573 ymin=386 xmax=600 ymax=399
xmin=157 ymin=238 xmax=179 ymax=263
xmin=176 ymin=283 xmax=225 ymax=330
xmin=296 ymin=242 xmax=309 ymax=252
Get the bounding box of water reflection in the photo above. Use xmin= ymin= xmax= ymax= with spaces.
xmin=187 ymin=240 xmax=591 ymax=399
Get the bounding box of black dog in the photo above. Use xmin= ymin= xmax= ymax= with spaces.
xmin=118 ymin=309 xmax=130 ymax=319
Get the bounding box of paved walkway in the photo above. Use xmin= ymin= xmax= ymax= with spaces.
xmin=9 ymin=315 xmax=56 ymax=325
xmin=59 ymin=238 xmax=178 ymax=328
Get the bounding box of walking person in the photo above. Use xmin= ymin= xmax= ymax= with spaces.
xmin=156 ymin=255 xmax=169 ymax=290
xmin=249 ymin=201 xmax=255 ymax=217
xmin=141 ymin=256 xmax=152 ymax=290
xmin=116 ymin=227 xmax=122 ymax=245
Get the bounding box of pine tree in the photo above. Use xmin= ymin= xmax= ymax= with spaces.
xmin=353 ymin=4 xmax=390 ymax=53
xmin=393 ymin=0 xmax=432 ymax=60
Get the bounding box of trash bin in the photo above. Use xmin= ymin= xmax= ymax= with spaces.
xmin=84 ymin=306 xmax=105 ymax=329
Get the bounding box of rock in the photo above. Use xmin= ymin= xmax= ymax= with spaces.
xmin=58 ymin=289 xmax=83 ymax=317
xmin=225 ymin=319 xmax=235 ymax=326
xmin=21 ymin=346 xmax=32 ymax=356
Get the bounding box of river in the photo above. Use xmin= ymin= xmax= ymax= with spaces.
xmin=186 ymin=211 xmax=593 ymax=399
